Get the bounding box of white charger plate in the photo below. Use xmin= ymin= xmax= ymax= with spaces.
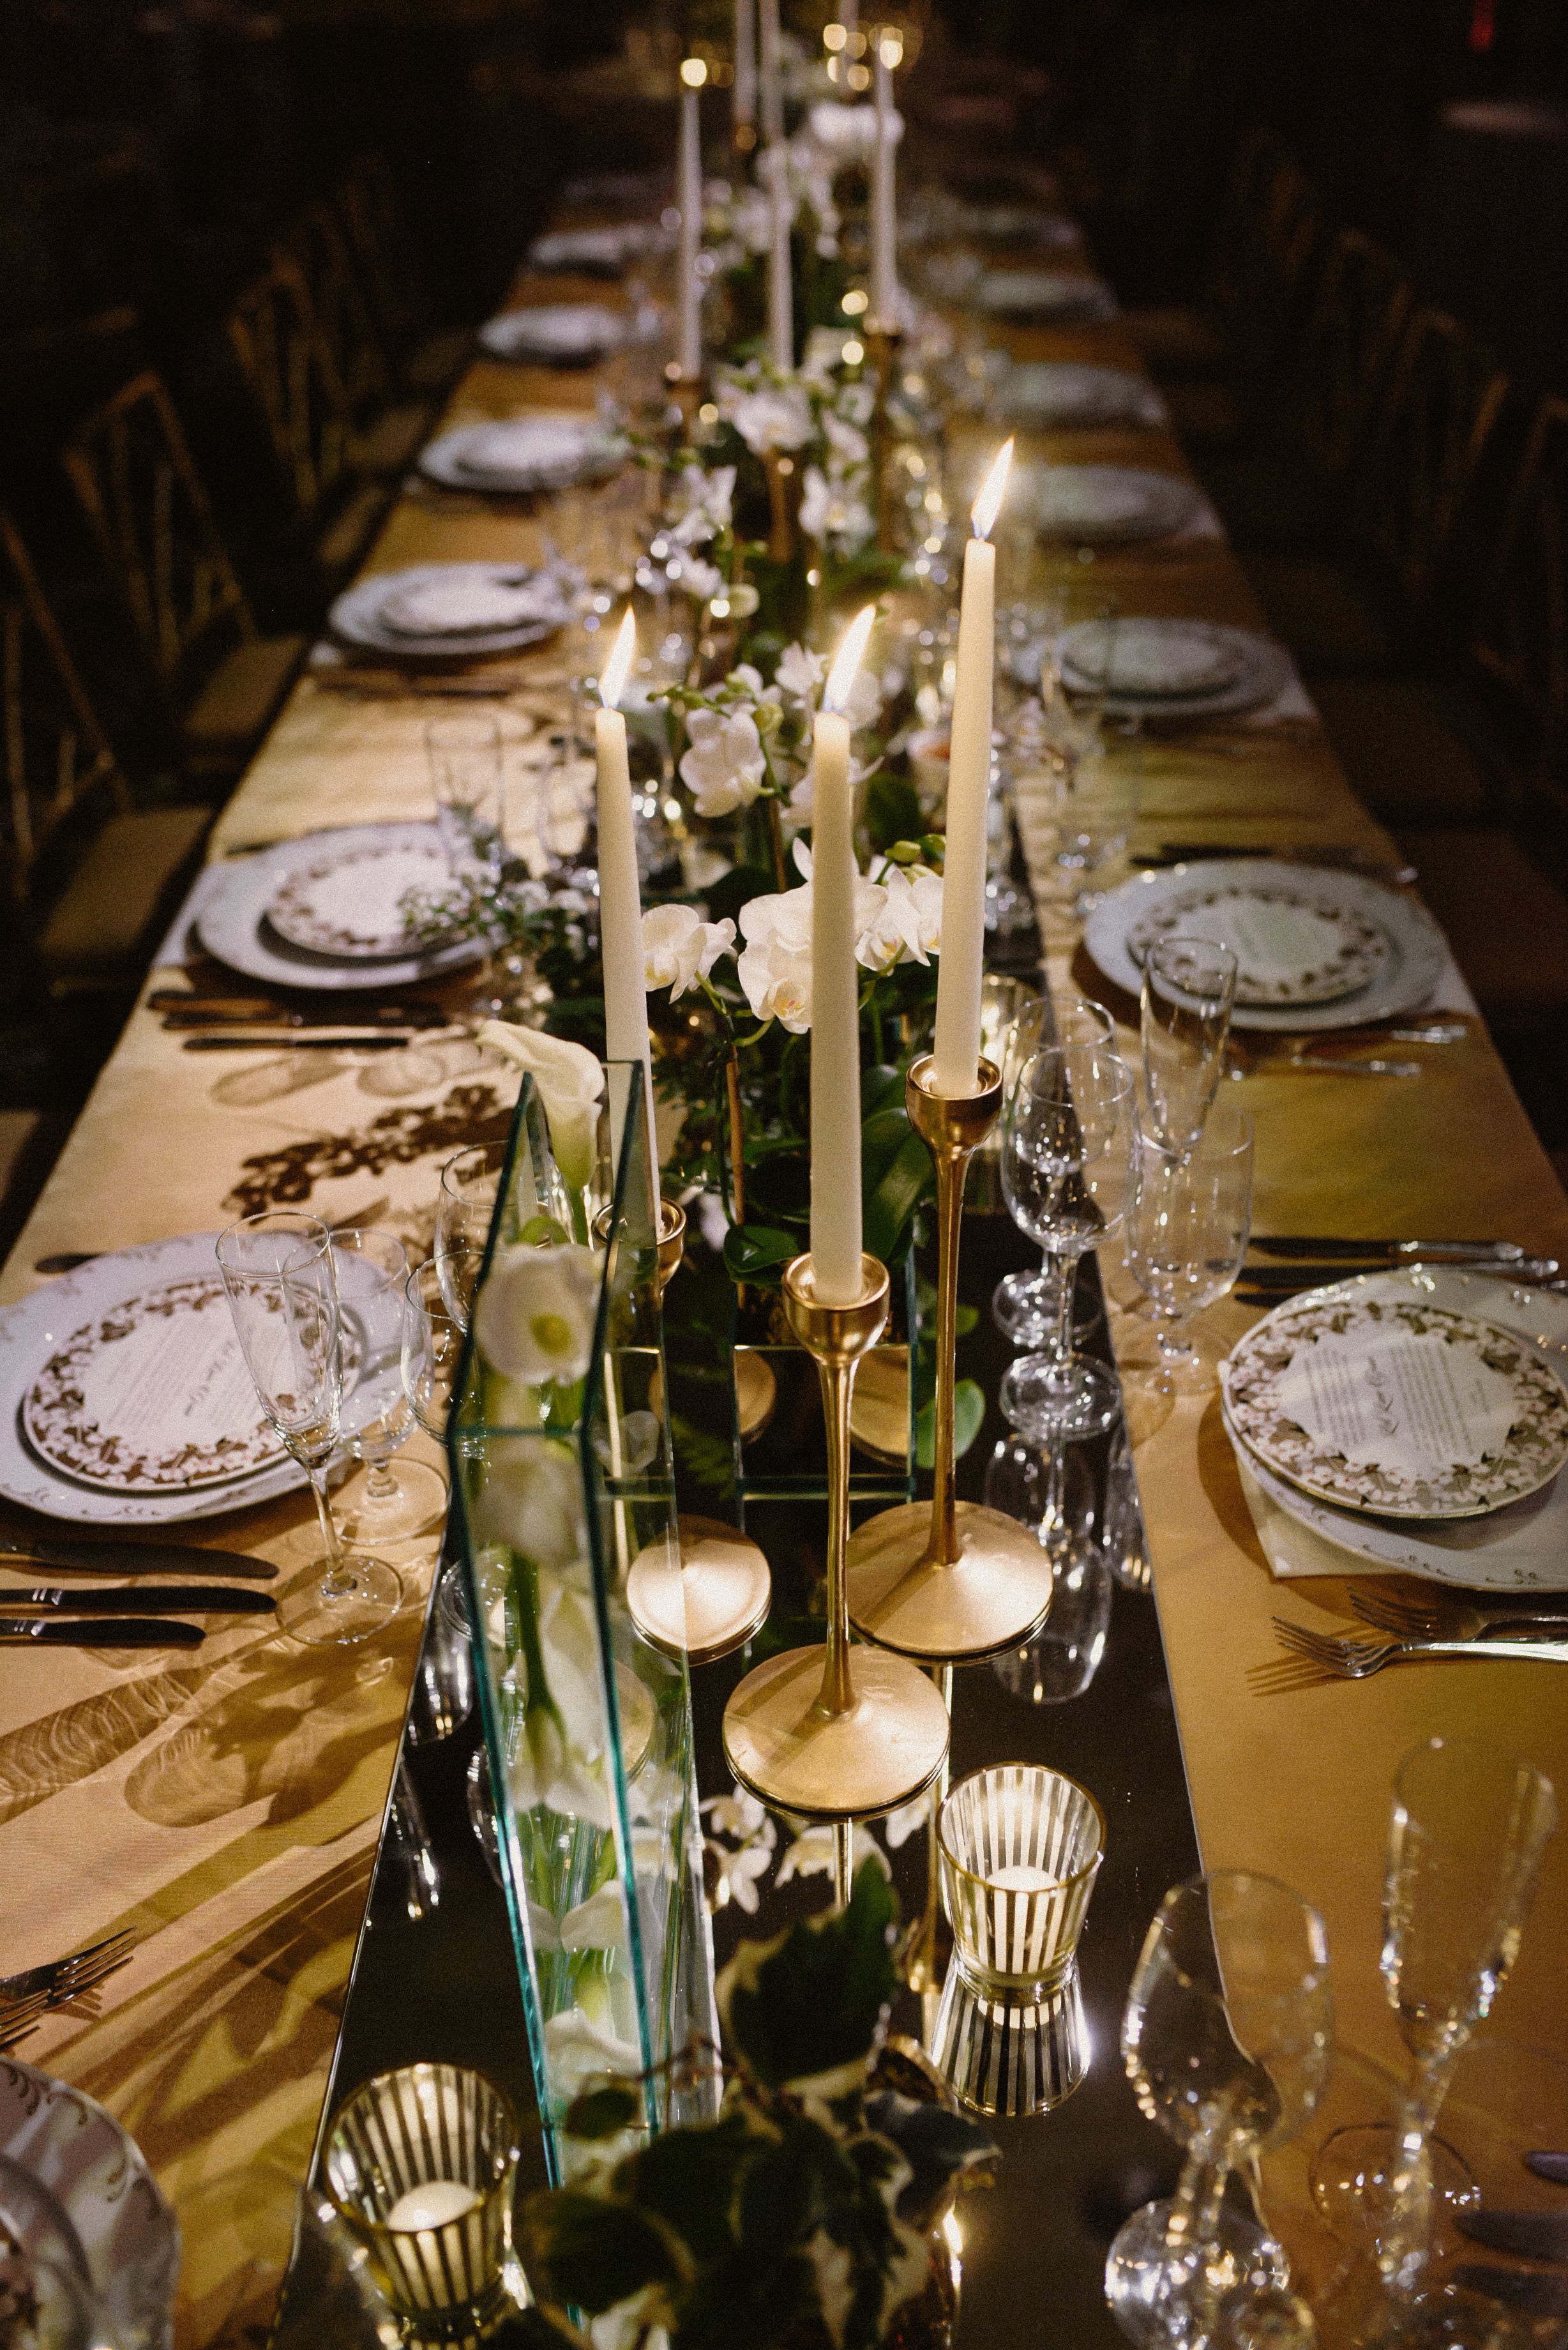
xmin=0 ymin=2058 xmax=178 ymax=2350
xmin=1126 ymin=870 xmax=1392 ymax=1007
xmin=527 ymin=224 xmax=670 ymax=275
xmin=999 ymin=362 xmax=1164 ymax=428
xmin=0 ymin=1237 xmax=305 ymax=1525
xmin=1010 ymin=621 xmax=1294 ymax=720
xmin=329 ymin=563 xmax=572 ymax=659
xmin=419 ymin=416 xmax=625 ymax=496
xmin=1224 ymin=1268 xmax=1568 ymax=1590
xmin=974 ymin=269 xmax=1117 ymax=321
xmin=1083 ymin=857 xmax=1447 ymax=1031
xmin=196 ymin=824 xmax=483 ymax=992
xmin=479 ymin=302 xmax=625 ymax=365
xmin=1025 ymin=464 xmax=1201 ymax=545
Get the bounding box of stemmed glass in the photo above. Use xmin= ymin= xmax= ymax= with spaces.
xmin=1310 ymin=1736 xmax=1557 ymax=2312
xmin=216 ymin=1212 xmax=402 ymax=1647
xmin=436 ymin=1143 xmax=509 ymax=1328
xmin=402 ymin=1258 xmax=467 ymax=1439
xmin=426 ymin=713 xmax=504 ymax=887
xmin=993 ymin=994 xmax=1117 ymax=1353
xmin=1125 ymin=1107 xmax=1254 ymax=1389
xmin=1106 ymin=1872 xmax=1335 ymax=2349
xmin=999 ymin=1036 xmax=1140 ymax=1442
xmin=331 ymin=1230 xmax=447 ymax=1542
xmin=1142 ymin=939 xmax=1240 ymax=1159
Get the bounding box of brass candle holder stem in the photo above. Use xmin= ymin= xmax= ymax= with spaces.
xmin=722 ymin=1253 xmax=949 ymax=1819
xmin=845 ymin=1058 xmax=1055 ymax=1662
xmin=665 ymin=368 xmax=704 ymax=442
xmin=864 ymin=323 xmax=904 ymax=556
xmin=724 ymin=1049 xmax=748 ymax=1229
xmin=834 ymin=1818 xmax=855 ymax=1913
xmin=901 ymin=1665 xmax=953 ymax=1994
xmin=764 ymin=450 xmax=801 ymax=565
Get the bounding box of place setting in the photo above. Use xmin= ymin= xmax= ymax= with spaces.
xmin=418 ymin=407 xmax=627 ymax=497
xmin=1018 ymin=461 xmax=1207 ymax=546
xmin=995 ymin=360 xmax=1168 ymax=429
xmin=328 ymin=560 xmax=577 ymax=662
xmin=525 ymin=220 xmax=672 ymax=276
xmin=970 ymin=268 xmax=1120 ymax=322
xmin=476 ymin=301 xmax=626 ymax=367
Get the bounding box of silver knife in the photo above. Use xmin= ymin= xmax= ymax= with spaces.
xmin=1253 ymin=1236 xmax=1527 ymax=1262
xmin=0 ymin=1618 xmax=205 ymax=1647
xmin=0 ymin=1538 xmax=276 ymax=1581
xmin=1241 ymin=1257 xmax=1558 ymax=1288
xmin=1459 ymin=2209 xmax=1568 ymax=2260
xmin=4 ymin=1585 xmax=275 ymax=1615
xmin=182 ymin=1035 xmax=426 ymax=1052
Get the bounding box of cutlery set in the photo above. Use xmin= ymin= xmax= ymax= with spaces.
xmin=1235 ymin=1233 xmax=1562 ymax=1306
xmin=0 ymin=1929 xmax=136 ymax=2051
xmin=147 ymin=985 xmax=462 ymax=1054
xmin=0 ymin=1537 xmax=276 ymax=1648
xmin=1132 ymin=840 xmax=1419 ymax=886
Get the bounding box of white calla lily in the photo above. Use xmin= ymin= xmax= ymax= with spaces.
xmin=476 ymin=1020 xmax=603 ymax=1194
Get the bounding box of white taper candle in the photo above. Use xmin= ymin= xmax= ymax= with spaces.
xmin=765 ymin=145 xmax=794 ymax=371
xmin=758 ymin=0 xmax=783 ymax=145
xmin=677 ymin=66 xmax=704 ymax=379
xmin=594 ymin=613 xmax=657 ymax=1187
xmin=734 ymin=0 xmax=756 ymax=132
xmin=809 ymin=606 xmax=876 ymax=1304
xmin=870 ymin=38 xmax=898 ymax=327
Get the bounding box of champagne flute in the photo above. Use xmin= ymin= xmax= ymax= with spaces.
xmin=403 ymin=1257 xmax=467 ymax=1438
xmin=426 ymin=713 xmax=504 ymax=888
xmin=217 ymin=1212 xmax=402 ymax=1646
xmin=992 ymin=994 xmax=1117 ymax=1351
xmin=1142 ymin=937 xmax=1239 ymax=1159
xmin=435 ymin=1144 xmax=508 ymax=1327
xmin=331 ymin=1229 xmax=447 ymax=1541
xmin=1124 ymin=1106 xmax=1254 ymax=1388
xmin=1107 ymin=1872 xmax=1334 ymax=2349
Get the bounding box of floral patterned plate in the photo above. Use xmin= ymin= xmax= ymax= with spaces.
xmin=1222 ymin=1291 xmax=1568 ymax=1519
xmin=266 ymin=833 xmax=453 ymax=959
xmin=1126 ymin=874 xmax=1392 ymax=1006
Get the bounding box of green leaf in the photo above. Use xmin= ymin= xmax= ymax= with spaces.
xmin=519 ymin=1213 xmax=570 ymax=1248
xmin=704 ymin=862 xmax=778 ymax=926
xmin=863 ymin=1130 xmax=934 ymax=1264
xmin=723 ymin=1224 xmax=800 ymax=1284
xmin=673 ymin=2252 xmax=816 ymax=2350
xmin=954 ymin=1302 xmax=979 ymax=1339
xmin=864 ymin=773 xmax=923 ymax=854
xmin=862 ymin=2091 xmax=998 ymax=2227
xmin=860 ymin=1063 xmax=905 ymax=1119
xmin=522 ymin=2192 xmax=686 ymax=2317
xmin=562 ymin=2082 xmax=644 ymax=2141
xmin=916 ymin=1379 xmax=985 ymax=1469
xmin=629 ymin=2116 xmax=754 ymax=2264
xmin=719 ymin=1862 xmax=898 ymax=2089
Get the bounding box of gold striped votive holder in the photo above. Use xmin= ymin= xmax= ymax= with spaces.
xmin=938 ymin=1764 xmax=1105 ymax=1996
xmin=324 ymin=2064 xmax=522 ymax=2342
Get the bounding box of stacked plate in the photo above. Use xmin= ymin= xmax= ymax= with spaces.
xmin=197 ymin=823 xmax=484 ymax=990
xmin=1221 ymin=1270 xmax=1568 ymax=1592
xmin=330 ymin=561 xmax=574 ymax=659
xmin=1023 ymin=464 xmax=1201 ymax=545
xmin=527 ymin=223 xmax=671 ymax=277
xmin=419 ymin=412 xmax=626 ymax=497
xmin=478 ymin=303 xmax=626 ymax=367
xmin=998 ymin=362 xmax=1165 ymax=428
xmin=972 ymin=270 xmax=1118 ymax=322
xmin=1083 ymin=857 xmax=1447 ymax=1033
xmin=1015 ymin=618 xmax=1294 ymax=722
xmin=0 ymin=1236 xmax=306 ymax=1524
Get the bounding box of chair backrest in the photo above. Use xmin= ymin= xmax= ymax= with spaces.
xmin=1348 ymin=305 xmax=1510 ymax=615
xmin=335 ymin=151 xmax=432 ymax=359
xmin=278 ymin=199 xmax=393 ymax=417
xmin=62 ymin=370 xmax=255 ymax=719
xmin=226 ymin=252 xmax=354 ymax=531
xmin=0 ymin=508 xmax=126 ymax=914
xmin=1209 ymin=139 xmax=1322 ymax=390
xmin=1469 ymin=395 xmax=1568 ymax=779
xmin=1282 ymin=229 xmax=1415 ymax=492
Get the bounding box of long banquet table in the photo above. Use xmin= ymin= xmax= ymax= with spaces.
xmin=1 ymin=193 xmax=1566 ymax=2347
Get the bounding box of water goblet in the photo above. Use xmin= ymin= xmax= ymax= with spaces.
xmin=403 ymin=1257 xmax=468 ymax=1432
xmin=991 ymin=994 xmax=1117 ymax=1351
xmin=435 ymin=1143 xmax=509 ymax=1324
xmin=1106 ymin=1872 xmax=1335 ymax=2349
xmin=1309 ymin=1737 xmax=1557 ymax=2310
xmin=1124 ymin=1106 xmax=1254 ymax=1390
xmin=1142 ymin=938 xmax=1240 ymax=1160
xmin=216 ymin=1212 xmax=402 ymax=1646
xmin=426 ymin=713 xmax=504 ymax=887
xmin=999 ymin=1037 xmax=1140 ymax=1442
xmin=331 ymin=1229 xmax=447 ymax=1542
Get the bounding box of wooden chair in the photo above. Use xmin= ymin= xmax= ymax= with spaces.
xmin=225 ymin=254 xmax=389 ymax=588
xmin=276 ymin=201 xmax=432 ymax=479
xmin=0 ymin=507 xmax=207 ymax=999
xmin=335 ymin=153 xmax=472 ymax=402
xmin=62 ymin=371 xmax=308 ymax=789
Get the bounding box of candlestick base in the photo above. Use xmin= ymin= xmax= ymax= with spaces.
xmin=723 ymin=1641 xmax=951 ymax=1821
xmin=664 ymin=367 xmax=704 ymax=439
xmin=628 ymin=1514 xmax=772 ymax=1667
xmin=845 ymin=1500 xmax=1055 ymax=1661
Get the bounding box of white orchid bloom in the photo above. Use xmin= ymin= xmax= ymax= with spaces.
xmin=776 ymin=1823 xmax=889 ymax=1885
xmin=853 ymin=877 xmax=913 ymax=974
xmin=718 ymin=372 xmax=813 ymax=455
xmin=822 ymin=407 xmax=870 ymax=467
xmin=883 ymin=1793 xmax=931 ymax=1849
xmin=702 ymin=1783 xmax=770 ymax=1841
xmin=900 ymin=864 xmax=944 ymax=957
xmin=670 ymin=462 xmax=735 ymax=547
xmin=714 ymin=1833 xmax=775 ymax=1914
xmin=735 ymin=882 xmax=814 ymax=1033
xmin=476 ymin=1020 xmax=603 ymax=1194
xmin=774 ymin=642 xmax=825 ymax=702
xmin=679 ymin=706 xmax=767 ymax=817
xmin=642 ymin=903 xmax=735 ymax=997
xmin=675 ymin=552 xmax=725 ymax=605
xmin=474 ymin=1243 xmax=601 ymax=1388
xmin=798 ymin=463 xmax=834 ymax=543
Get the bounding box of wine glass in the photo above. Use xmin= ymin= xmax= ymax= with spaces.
xmin=989 ymin=1441 xmax=1113 ymax=1706
xmin=331 ymin=1230 xmax=447 ymax=1542
xmin=426 ymin=713 xmax=504 ymax=888
xmin=1142 ymin=937 xmax=1240 ymax=1159
xmin=403 ymin=1257 xmax=467 ymax=1437
xmin=216 ymin=1212 xmax=402 ymax=1646
xmin=1106 ymin=1872 xmax=1335 ymax=2349
xmin=992 ymin=994 xmax=1117 ymax=1352
xmin=1310 ymin=1737 xmax=1557 ymax=2308
xmin=436 ymin=1143 xmax=509 ymax=1326
xmin=999 ymin=1036 xmax=1139 ymax=1441
xmin=1124 ymin=1105 xmax=1254 ymax=1389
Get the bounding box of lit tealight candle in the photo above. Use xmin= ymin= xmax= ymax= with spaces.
xmin=989 ymin=1863 xmax=1058 ymax=1894
xmin=385 ymin=2179 xmax=481 ymax=2231
xmin=809 ymin=604 xmax=877 ymax=1305
xmin=594 ymin=610 xmax=658 ymax=1188
xmin=931 ymin=439 xmax=1013 ymax=1098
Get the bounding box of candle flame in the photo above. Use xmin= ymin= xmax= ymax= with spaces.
xmin=680 ymin=54 xmax=708 ymax=86
xmin=878 ymin=27 xmax=903 ymax=67
xmin=599 ymin=609 xmax=637 ymax=711
xmin=970 ymin=437 xmax=1014 ymax=541
xmin=823 ymin=603 xmax=877 ymax=714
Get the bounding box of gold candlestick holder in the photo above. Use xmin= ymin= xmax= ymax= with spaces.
xmin=664 ymin=365 xmax=704 ymax=443
xmin=864 ymin=322 xmax=904 ymax=556
xmin=723 ymin=1252 xmax=950 ymax=1819
xmin=845 ymin=1056 xmax=1055 ymax=1661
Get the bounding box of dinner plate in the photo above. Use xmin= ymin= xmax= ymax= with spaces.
xmin=0 ymin=2059 xmax=178 ymax=2349
xmin=0 ymin=1236 xmax=305 ymax=1524
xmin=1221 ymin=1291 xmax=1568 ymax=1519
xmin=266 ymin=830 xmax=458 ymax=960
xmin=196 ymin=824 xmax=483 ymax=991
xmin=1011 ymin=621 xmax=1294 ymax=721
xmin=330 ymin=563 xmax=573 ymax=658
xmin=1082 ymin=858 xmax=1447 ymax=1031
xmin=972 ymin=270 xmax=1118 ymax=321
xmin=1024 ymin=464 xmax=1201 ymax=545
xmin=1063 ymin=617 xmax=1242 ymax=698
xmin=478 ymin=302 xmax=625 ymax=366
xmin=527 ymin=224 xmax=670 ymax=277
xmin=1125 ymin=872 xmax=1392 ymax=1007
xmin=419 ymin=414 xmax=625 ymax=497
xmin=998 ymin=362 xmax=1164 ymax=428
xmin=1225 ymin=1270 xmax=1568 ymax=1589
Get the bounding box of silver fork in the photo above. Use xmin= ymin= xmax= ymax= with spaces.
xmin=1351 ymin=1592 xmax=1568 ymax=1644
xmin=1270 ymin=1618 xmax=1568 ymax=1679
xmin=0 ymin=1929 xmax=135 ymax=2014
